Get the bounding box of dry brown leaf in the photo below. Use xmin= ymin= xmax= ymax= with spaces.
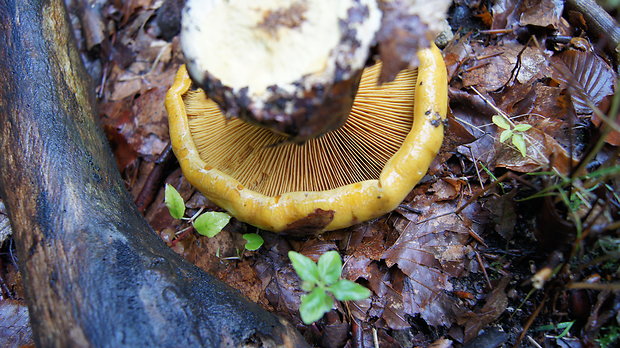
xmin=461 ymin=43 xmax=551 ymax=92
xmin=428 ymin=338 xmax=454 ymax=348
xmin=441 ymin=112 xmax=478 ymax=152
xmin=494 ymin=126 xmax=578 ymax=174
xmin=342 ymin=255 xmax=373 ymax=282
xmin=381 ymin=198 xmax=480 ymax=326
xmin=297 ymin=240 xmax=338 ymax=262
xmin=109 ymin=71 xmax=144 ymax=101
xmin=486 ymin=190 xmax=518 ymax=240
xmin=131 ymin=84 xmax=173 ymax=156
xmin=443 ymin=33 xmax=474 ymax=81
xmin=261 ymin=262 xmax=305 ymax=324
xmin=592 ymin=111 xmax=620 ymax=146
xmin=519 ymin=0 xmax=564 ymax=30
xmin=458 ymin=277 xmax=510 ymax=342
xmin=429 ymin=179 xmax=462 ymax=201
xmin=215 ymin=260 xmax=265 ymax=304
xmin=491 ymin=0 xmax=521 ymax=30
xmin=365 ymin=264 xmax=410 ymax=329
xmin=551 ymin=50 xmax=616 ymax=114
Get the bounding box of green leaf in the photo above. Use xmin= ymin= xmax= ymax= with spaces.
xmin=492 ymin=115 xmax=511 ymax=130
xmin=328 ymin=279 xmax=371 ymax=301
xmin=499 ymin=129 xmax=513 ymax=143
xmin=317 ymin=251 xmax=342 ymax=285
xmin=164 ymin=184 xmax=185 ymax=219
xmin=242 ymin=233 xmax=264 ymax=251
xmin=299 ymin=287 xmax=333 ymax=324
xmin=288 ymin=251 xmax=320 ymax=284
xmin=512 ymin=133 xmax=527 ymax=157
xmin=301 ymin=281 xmax=315 ymax=292
xmin=513 ymin=123 xmax=532 ymax=132
xmin=193 ymin=212 xmax=231 ymax=237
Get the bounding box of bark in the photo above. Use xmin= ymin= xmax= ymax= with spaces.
xmin=565 ymin=0 xmax=620 ymax=62
xmin=0 ymin=1 xmax=307 ymax=347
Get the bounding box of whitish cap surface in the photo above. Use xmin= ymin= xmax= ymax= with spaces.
xmin=181 ymin=0 xmax=382 ymax=98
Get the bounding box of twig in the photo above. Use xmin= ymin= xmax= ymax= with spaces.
xmin=474 ymin=250 xmax=493 ymax=290
xmin=526 ymin=335 xmax=543 ymax=348
xmin=513 ymin=293 xmax=548 ymax=348
xmin=565 ymin=0 xmax=620 ymax=61
xmin=352 ymin=318 xmax=364 ymax=348
xmin=134 ymin=143 xmax=175 ymax=213
xmin=372 ymin=328 xmax=379 ymax=348
xmin=567 ymin=282 xmax=620 ymax=291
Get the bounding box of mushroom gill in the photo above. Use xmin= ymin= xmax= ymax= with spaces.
xmin=166 ymin=45 xmax=447 ymax=233
xmin=183 ymin=62 xmax=416 ymax=197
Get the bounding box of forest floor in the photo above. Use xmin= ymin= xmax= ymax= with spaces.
xmin=1 ymin=1 xmax=619 ymax=347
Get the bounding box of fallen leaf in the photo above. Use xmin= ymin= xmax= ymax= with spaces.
xmin=365 ymin=264 xmax=410 ymax=329
xmin=381 ymin=198 xmax=481 ymax=326
xmin=443 ymin=32 xmax=474 ymax=81
xmin=551 ymin=50 xmax=616 ymax=114
xmin=519 ymin=0 xmax=564 ymax=30
xmin=458 ymin=277 xmax=510 ymax=342
xmin=342 ymin=255 xmax=373 ymax=282
xmin=461 ymin=43 xmax=551 ymax=92
xmin=485 ymin=190 xmax=518 ymax=240
xmin=376 ymin=0 xmax=434 ymax=82
xmin=429 ymin=179 xmax=462 ymax=201
xmin=494 ymin=126 xmax=578 ymax=174
xmin=297 ymin=240 xmax=338 ymax=263
xmin=490 ymin=0 xmax=521 ymax=30
xmin=592 ymin=111 xmax=620 ymax=146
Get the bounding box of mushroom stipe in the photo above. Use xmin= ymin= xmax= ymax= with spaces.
xmin=166 ymin=45 xmax=447 ymax=234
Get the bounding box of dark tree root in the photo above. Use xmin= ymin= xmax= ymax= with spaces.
xmin=0 ymin=1 xmax=308 ymax=347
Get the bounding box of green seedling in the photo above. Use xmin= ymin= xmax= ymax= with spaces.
xmin=193 ymin=211 xmax=231 ymax=237
xmin=165 ymin=183 xmax=185 ymax=219
xmin=243 ymin=233 xmax=264 ymax=251
xmin=164 ymin=184 xmax=263 ymax=250
xmin=288 ymin=250 xmax=371 ymax=324
xmin=535 ymin=321 xmax=574 ymax=339
xmin=492 ymin=114 xmax=532 ymax=157
xmin=597 ymin=325 xmax=620 ymax=348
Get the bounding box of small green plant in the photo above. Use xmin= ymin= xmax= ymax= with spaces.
xmin=597 ymin=325 xmax=620 ymax=348
xmin=164 ymin=184 xmax=264 ymax=250
xmin=242 ymin=233 xmax=264 ymax=251
xmin=535 ymin=321 xmax=575 ymax=339
xmin=288 ymin=250 xmax=371 ymax=324
xmin=492 ymin=114 xmax=532 ymax=157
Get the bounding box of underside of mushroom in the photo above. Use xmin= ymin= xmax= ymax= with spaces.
xmin=166 ymin=45 xmax=447 ymax=233
xmin=183 ymin=62 xmax=416 ymax=197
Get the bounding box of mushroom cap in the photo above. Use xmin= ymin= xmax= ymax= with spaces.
xmin=166 ymin=45 xmax=447 ymax=234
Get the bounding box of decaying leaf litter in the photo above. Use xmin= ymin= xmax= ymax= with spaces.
xmin=0 ymin=0 xmax=618 ymax=347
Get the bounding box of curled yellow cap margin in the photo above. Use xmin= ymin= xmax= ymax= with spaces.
xmin=165 ymin=45 xmax=447 ymax=233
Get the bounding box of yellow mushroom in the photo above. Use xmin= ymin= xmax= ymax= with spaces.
xmin=166 ymin=45 xmax=447 ymax=234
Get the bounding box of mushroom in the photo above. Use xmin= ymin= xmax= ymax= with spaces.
xmin=181 ymin=0 xmax=383 ymax=142
xmin=166 ymin=45 xmax=447 ymax=234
